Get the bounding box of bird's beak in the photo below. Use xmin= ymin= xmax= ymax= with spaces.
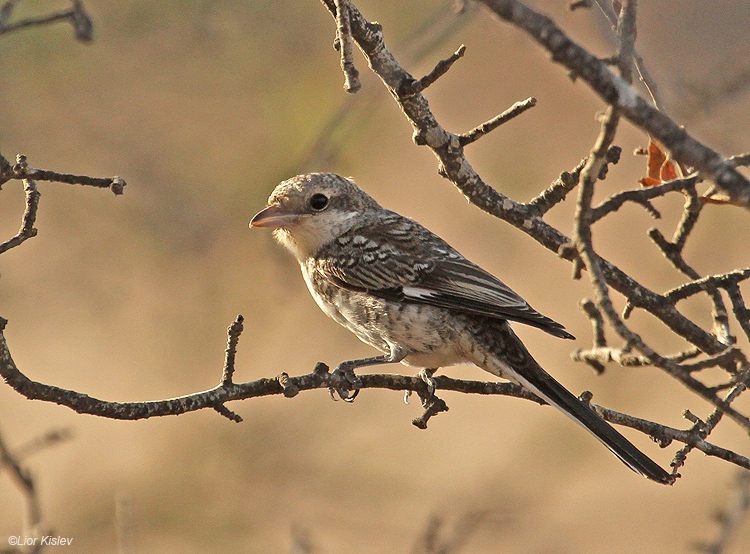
xmin=249 ymin=205 xmax=300 ymax=229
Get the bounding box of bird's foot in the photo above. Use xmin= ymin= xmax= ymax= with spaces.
xmin=404 ymin=368 xmax=438 ymax=407
xmin=328 ymin=363 xmax=362 ymax=403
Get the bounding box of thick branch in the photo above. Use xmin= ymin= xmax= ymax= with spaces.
xmin=1 ymin=319 xmax=747 ymax=470
xmin=476 ymin=0 xmax=750 ymax=207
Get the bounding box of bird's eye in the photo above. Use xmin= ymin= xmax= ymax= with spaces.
xmin=309 ymin=193 xmax=329 ymax=211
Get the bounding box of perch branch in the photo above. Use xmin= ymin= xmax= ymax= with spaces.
xmin=2 ymin=317 xmax=747 ymax=468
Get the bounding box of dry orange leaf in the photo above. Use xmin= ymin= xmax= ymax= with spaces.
xmin=637 ymin=137 xmax=683 ymax=186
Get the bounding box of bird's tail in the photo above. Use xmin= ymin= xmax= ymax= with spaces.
xmin=473 ymin=319 xmax=672 ymax=485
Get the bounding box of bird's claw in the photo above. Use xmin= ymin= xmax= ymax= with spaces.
xmin=328 ymin=364 xmax=362 ymax=402
xmin=414 ymin=368 xmax=437 ymax=407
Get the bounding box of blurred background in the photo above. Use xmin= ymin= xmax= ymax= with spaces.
xmin=1 ymin=0 xmax=749 ymax=552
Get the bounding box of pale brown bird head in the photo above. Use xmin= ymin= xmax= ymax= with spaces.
xmin=250 ymin=173 xmax=379 ymax=260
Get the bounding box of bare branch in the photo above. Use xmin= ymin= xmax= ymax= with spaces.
xmin=614 ymin=0 xmax=636 ymax=82
xmin=457 ymin=96 xmax=536 ymax=146
xmin=671 ymin=373 xmax=750 ymax=475
xmin=476 ymin=0 xmax=750 ymax=206
xmin=0 ymin=423 xmax=68 ymax=549
xmin=400 ymin=44 xmax=466 ymax=98
xmin=410 ymin=512 xmax=489 ymax=554
xmin=528 ymin=146 xmax=620 ymax=215
xmin=0 ymin=154 xmax=125 ymax=255
xmin=726 ymin=283 xmax=750 ymax=343
xmin=221 ymin=315 xmax=244 ymax=386
xmin=2 ymin=160 xmax=125 ymax=194
xmin=2 ymin=316 xmax=748 ymax=471
xmin=0 ymin=429 xmax=38 ymax=525
xmin=333 ymin=0 xmax=360 ymax=93
xmin=572 ymin=347 xmax=651 ymax=370
xmin=569 ymin=0 xmax=593 ymax=12
xmin=590 ymin=401 xmax=750 ymax=470
xmin=580 ymin=299 xmax=607 ymax=348
xmin=665 ymin=269 xmax=750 ymax=304
xmin=648 ymin=189 xmax=734 ymax=345
xmin=680 ymin=348 xmax=746 ymax=374
xmin=0 ymin=0 xmax=93 ymax=42
xmin=588 ymin=176 xmax=698 ymax=224
xmin=728 ymin=153 xmax=750 ymax=167
xmin=0 ymin=176 xmax=40 ymax=255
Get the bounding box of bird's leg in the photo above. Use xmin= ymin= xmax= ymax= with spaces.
xmin=418 ymin=368 xmax=438 ymax=406
xmin=330 ymin=346 xmax=406 ymax=402
xmin=404 ymin=368 xmax=438 ymax=407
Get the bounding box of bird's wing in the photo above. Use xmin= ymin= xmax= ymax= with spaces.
xmin=314 ymin=216 xmax=573 ymax=339
xmin=405 ymin=257 xmax=573 ymax=339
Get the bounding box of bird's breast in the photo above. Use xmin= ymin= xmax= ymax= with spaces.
xmin=301 ymin=262 xmax=474 ymax=368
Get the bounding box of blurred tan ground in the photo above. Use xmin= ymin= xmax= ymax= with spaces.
xmin=1 ymin=0 xmax=749 ymax=552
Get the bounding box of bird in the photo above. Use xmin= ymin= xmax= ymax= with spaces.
xmin=250 ymin=172 xmax=672 ymax=485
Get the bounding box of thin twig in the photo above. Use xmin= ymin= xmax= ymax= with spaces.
xmin=528 ymin=146 xmax=620 ymax=215
xmin=458 ymin=96 xmax=536 ymax=146
xmin=0 ymin=426 xmax=44 ymax=545
xmin=334 ymin=0 xmax=360 ymax=92
xmin=680 ymin=348 xmax=746 ymax=374
xmin=0 ymin=177 xmax=40 ymax=255
xmin=648 ymin=188 xmax=733 ymax=345
xmin=0 ymin=0 xmax=93 ymax=41
xmin=615 ymin=0 xmax=636 ymax=82
xmin=8 ymin=164 xmax=125 ymax=194
xmin=588 ymin=176 xmax=698 ymax=223
xmin=221 ymin=315 xmax=244 ymax=386
xmin=664 ymin=269 xmax=750 ymax=304
xmin=580 ymin=299 xmax=606 ymax=347
xmin=671 ymin=372 xmax=750 ymax=475
xmin=728 ymin=153 xmax=750 ymax=167
xmin=400 ymin=44 xmax=466 ymax=97
xmin=572 ymin=347 xmax=651 ymax=369
xmin=726 ymin=283 xmax=750 ymax=343
xmin=591 ymin=401 xmax=750 ymax=470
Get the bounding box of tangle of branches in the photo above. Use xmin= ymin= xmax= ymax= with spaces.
xmin=1 ymin=0 xmax=749 ymax=495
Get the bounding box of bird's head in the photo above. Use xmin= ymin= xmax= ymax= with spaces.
xmin=250 ymin=173 xmax=379 ymax=260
